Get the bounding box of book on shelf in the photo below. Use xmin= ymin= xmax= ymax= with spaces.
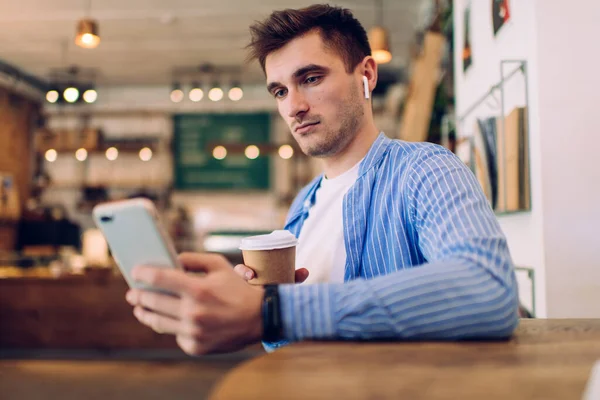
xmin=496 ymin=107 xmax=529 ymax=212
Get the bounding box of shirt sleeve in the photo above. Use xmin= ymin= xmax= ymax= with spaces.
xmin=277 ymin=147 xmax=519 ymax=341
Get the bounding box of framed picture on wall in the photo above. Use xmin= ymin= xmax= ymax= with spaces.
xmin=462 ymin=2 xmax=473 ymax=73
xmin=172 ymin=113 xmax=271 ymax=191
xmin=492 ymin=0 xmax=511 ymax=36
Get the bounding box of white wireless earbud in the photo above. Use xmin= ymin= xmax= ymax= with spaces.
xmin=362 ymin=75 xmax=370 ymax=99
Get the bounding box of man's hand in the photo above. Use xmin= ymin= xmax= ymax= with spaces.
xmin=125 ymin=253 xmax=265 ymax=356
xmin=233 ymin=264 xmax=309 ymax=283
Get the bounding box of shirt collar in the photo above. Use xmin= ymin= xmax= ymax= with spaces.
xmin=357 ymin=132 xmax=392 ymax=177
xmin=289 ymin=132 xmax=392 ymax=219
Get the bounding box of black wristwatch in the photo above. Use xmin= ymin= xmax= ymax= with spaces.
xmin=262 ymin=284 xmax=284 ymax=342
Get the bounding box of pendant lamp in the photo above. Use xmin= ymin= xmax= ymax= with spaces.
xmin=75 ymin=1 xmax=100 ymax=49
xmin=75 ymin=18 xmax=100 ymax=49
xmin=368 ymin=0 xmax=392 ymax=64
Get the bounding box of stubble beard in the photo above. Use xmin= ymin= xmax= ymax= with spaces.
xmin=296 ymin=84 xmax=364 ymax=158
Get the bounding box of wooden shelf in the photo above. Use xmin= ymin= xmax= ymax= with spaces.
xmin=48 ymin=182 xmax=170 ymax=190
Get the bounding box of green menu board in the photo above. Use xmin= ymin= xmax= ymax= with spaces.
xmin=173 ymin=113 xmax=271 ymax=190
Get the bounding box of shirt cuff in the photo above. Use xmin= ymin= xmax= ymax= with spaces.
xmin=278 ymin=283 xmax=337 ymax=341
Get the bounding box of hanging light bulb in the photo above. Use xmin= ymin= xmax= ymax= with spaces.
xmin=63 ymin=86 xmax=80 ymax=103
xmin=278 ymin=144 xmax=294 ymax=159
xmin=75 ymin=19 xmax=100 ymax=49
xmin=46 ymin=90 xmax=59 ymax=103
xmin=368 ymin=0 xmax=392 ymax=64
xmin=139 ymin=147 xmax=153 ymax=161
xmin=189 ymin=81 xmax=204 ymax=102
xmin=212 ymin=146 xmax=227 ymax=160
xmin=45 ymin=149 xmax=58 ymax=162
xmin=105 ymin=147 xmax=118 ymax=161
xmin=170 ymin=82 xmax=184 ymax=103
xmin=83 ymin=88 xmax=97 ymax=103
xmin=75 ymin=148 xmax=88 ymax=161
xmin=228 ymin=81 xmax=243 ymax=101
xmin=245 ymin=145 xmax=260 ymax=160
xmin=208 ymin=82 xmax=223 ymax=102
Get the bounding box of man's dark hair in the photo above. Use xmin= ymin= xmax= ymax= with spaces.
xmin=247 ymin=4 xmax=372 ymax=74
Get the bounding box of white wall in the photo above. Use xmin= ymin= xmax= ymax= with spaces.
xmin=453 ymin=0 xmax=547 ymax=315
xmin=454 ymin=0 xmax=600 ymax=318
xmin=535 ymin=1 xmax=600 ymax=317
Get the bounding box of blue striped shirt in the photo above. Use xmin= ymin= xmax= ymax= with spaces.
xmin=278 ymin=132 xmax=519 ymax=342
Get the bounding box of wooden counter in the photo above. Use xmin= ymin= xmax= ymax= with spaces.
xmin=0 ymin=268 xmax=178 ymax=350
xmin=209 ymin=319 xmax=600 ymax=400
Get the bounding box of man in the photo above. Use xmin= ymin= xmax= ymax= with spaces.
xmin=125 ymin=4 xmax=519 ymax=355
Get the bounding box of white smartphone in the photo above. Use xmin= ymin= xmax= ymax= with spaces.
xmin=92 ymin=198 xmax=182 ymax=292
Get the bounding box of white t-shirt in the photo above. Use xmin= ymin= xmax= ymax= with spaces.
xmin=296 ymin=160 xmax=362 ymax=284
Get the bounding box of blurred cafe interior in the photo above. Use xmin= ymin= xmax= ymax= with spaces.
xmin=1 ymin=0 xmax=599 ymax=399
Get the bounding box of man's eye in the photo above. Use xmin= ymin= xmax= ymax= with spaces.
xmin=304 ymin=76 xmax=321 ymax=84
xmin=274 ymin=89 xmax=287 ymax=98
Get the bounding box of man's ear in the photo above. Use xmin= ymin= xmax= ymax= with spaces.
xmin=360 ymin=56 xmax=378 ymax=98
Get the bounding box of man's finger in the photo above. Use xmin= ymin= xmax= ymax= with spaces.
xmin=127 ymin=289 xmax=181 ymax=319
xmin=178 ymin=252 xmax=229 ymax=273
xmin=133 ymin=306 xmax=181 ymax=335
xmin=131 ymin=266 xmax=196 ymax=294
xmin=176 ymin=334 xmax=205 ymax=356
xmin=234 ymin=264 xmax=255 ymax=281
xmin=295 ymin=268 xmax=310 ymax=283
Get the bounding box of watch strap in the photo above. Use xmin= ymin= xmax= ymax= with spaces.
xmin=262 ymin=284 xmax=284 ymax=342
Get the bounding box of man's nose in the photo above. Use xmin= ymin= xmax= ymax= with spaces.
xmin=286 ymin=89 xmax=309 ymax=119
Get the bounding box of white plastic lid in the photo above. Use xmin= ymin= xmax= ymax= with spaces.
xmin=239 ymin=230 xmax=298 ymax=251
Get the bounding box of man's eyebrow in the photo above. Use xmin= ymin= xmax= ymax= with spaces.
xmin=292 ymin=64 xmax=330 ymax=79
xmin=266 ymin=81 xmax=282 ymax=94
xmin=266 ymin=64 xmax=330 ymax=94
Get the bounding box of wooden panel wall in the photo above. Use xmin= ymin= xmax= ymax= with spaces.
xmin=0 ymin=87 xmax=39 ymax=250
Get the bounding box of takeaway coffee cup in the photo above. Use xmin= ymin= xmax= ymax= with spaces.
xmin=239 ymin=230 xmax=298 ymax=285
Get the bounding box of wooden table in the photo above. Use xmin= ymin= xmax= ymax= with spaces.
xmin=209 ymin=319 xmax=600 ymax=400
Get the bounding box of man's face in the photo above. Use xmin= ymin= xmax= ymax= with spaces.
xmin=265 ymin=30 xmax=365 ymax=158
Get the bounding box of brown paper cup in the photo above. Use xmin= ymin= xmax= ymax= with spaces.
xmin=242 ymin=245 xmax=296 ymax=285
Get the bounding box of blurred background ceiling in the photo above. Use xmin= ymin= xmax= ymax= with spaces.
xmin=0 ymin=0 xmax=430 ymax=86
